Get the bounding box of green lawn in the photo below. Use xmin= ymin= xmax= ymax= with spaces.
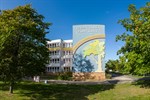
xmin=0 ymin=81 xmax=150 ymax=100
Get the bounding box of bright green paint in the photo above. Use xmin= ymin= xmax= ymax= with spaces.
xmin=83 ymin=40 xmax=105 ymax=58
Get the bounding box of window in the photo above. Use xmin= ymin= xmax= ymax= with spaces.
xmin=68 ymin=58 xmax=71 ymax=62
xmin=55 ymin=50 xmax=59 ymax=55
xmin=63 ymin=59 xmax=65 ymax=63
xmin=66 ymin=51 xmax=68 ymax=55
xmin=64 ymin=67 xmax=70 ymax=72
xmin=56 ymin=43 xmax=60 ymax=47
xmin=56 ymin=59 xmax=60 ymax=63
xmin=63 ymin=51 xmax=65 ymax=55
xmin=47 ymin=44 xmax=49 ymax=48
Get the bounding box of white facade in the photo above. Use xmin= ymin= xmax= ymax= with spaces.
xmin=46 ymin=39 xmax=73 ymax=73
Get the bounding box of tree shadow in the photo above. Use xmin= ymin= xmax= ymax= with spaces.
xmin=132 ymin=76 xmax=150 ymax=88
xmin=0 ymin=53 xmax=118 ymax=99
xmin=12 ymin=81 xmax=116 ymax=100
xmin=0 ymin=82 xmax=10 ymax=91
xmin=109 ymin=72 xmax=124 ymax=77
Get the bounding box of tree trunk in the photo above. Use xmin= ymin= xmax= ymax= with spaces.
xmin=9 ymin=81 xmax=14 ymax=94
xmin=96 ymin=55 xmax=103 ymax=72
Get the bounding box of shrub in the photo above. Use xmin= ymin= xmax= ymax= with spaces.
xmin=105 ymin=73 xmax=112 ymax=79
xmin=57 ymin=72 xmax=72 ymax=80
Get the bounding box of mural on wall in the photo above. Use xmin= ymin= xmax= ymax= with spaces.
xmin=83 ymin=40 xmax=105 ymax=72
xmin=73 ymin=25 xmax=105 ymax=72
xmin=73 ymin=53 xmax=94 ymax=72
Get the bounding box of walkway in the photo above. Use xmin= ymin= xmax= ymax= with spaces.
xmin=41 ymin=75 xmax=142 ymax=85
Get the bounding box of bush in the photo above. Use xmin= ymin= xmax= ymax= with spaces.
xmin=57 ymin=72 xmax=72 ymax=80
xmin=105 ymin=73 xmax=112 ymax=79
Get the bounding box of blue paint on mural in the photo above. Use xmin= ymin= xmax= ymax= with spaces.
xmin=73 ymin=25 xmax=105 ymax=72
xmin=73 ymin=25 xmax=105 ymax=45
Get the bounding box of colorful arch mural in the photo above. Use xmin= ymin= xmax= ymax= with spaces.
xmin=73 ymin=25 xmax=105 ymax=73
xmin=73 ymin=34 xmax=105 ymax=54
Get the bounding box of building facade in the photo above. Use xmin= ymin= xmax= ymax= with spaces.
xmin=46 ymin=39 xmax=73 ymax=73
xmin=46 ymin=24 xmax=105 ymax=80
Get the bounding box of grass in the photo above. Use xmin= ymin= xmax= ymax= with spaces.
xmin=0 ymin=81 xmax=150 ymax=100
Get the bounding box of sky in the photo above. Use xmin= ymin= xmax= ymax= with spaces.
xmin=0 ymin=0 xmax=149 ymax=61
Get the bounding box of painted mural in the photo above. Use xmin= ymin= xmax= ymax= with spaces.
xmin=73 ymin=25 xmax=105 ymax=72
xmin=83 ymin=40 xmax=105 ymax=72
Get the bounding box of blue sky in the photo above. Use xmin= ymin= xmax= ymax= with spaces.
xmin=0 ymin=0 xmax=148 ymax=61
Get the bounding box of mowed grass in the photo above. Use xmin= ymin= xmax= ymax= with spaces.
xmin=0 ymin=81 xmax=150 ymax=100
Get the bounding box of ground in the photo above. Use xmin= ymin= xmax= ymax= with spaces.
xmin=0 ymin=75 xmax=150 ymax=100
xmin=40 ymin=73 xmax=146 ymax=85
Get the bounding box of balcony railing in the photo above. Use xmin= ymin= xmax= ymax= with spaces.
xmin=47 ymin=63 xmax=60 ymax=67
xmin=62 ymin=47 xmax=72 ymax=51
xmin=48 ymin=47 xmax=61 ymax=51
xmin=62 ymin=63 xmax=72 ymax=67
xmin=50 ymin=55 xmax=60 ymax=58
xmin=48 ymin=47 xmax=72 ymax=51
xmin=62 ymin=55 xmax=73 ymax=58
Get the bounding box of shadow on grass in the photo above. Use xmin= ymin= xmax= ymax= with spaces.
xmin=8 ymin=81 xmax=115 ymax=100
xmin=132 ymin=77 xmax=150 ymax=88
xmin=0 ymin=82 xmax=10 ymax=91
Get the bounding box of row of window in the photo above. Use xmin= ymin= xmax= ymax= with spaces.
xmin=47 ymin=43 xmax=60 ymax=48
xmin=47 ymin=67 xmax=70 ymax=72
xmin=63 ymin=51 xmax=72 ymax=55
xmin=50 ymin=51 xmax=60 ymax=55
xmin=49 ymin=51 xmax=72 ymax=56
xmin=50 ymin=59 xmax=60 ymax=63
xmin=47 ymin=67 xmax=60 ymax=72
xmin=63 ymin=43 xmax=72 ymax=48
xmin=47 ymin=43 xmax=72 ymax=48
xmin=49 ymin=58 xmax=72 ymax=63
xmin=63 ymin=58 xmax=72 ymax=63
xmin=64 ymin=67 xmax=70 ymax=72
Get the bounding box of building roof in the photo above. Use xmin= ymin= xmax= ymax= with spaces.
xmin=47 ymin=39 xmax=73 ymax=44
xmin=63 ymin=40 xmax=73 ymax=43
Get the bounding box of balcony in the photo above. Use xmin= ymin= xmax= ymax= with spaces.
xmin=62 ymin=55 xmax=73 ymax=58
xmin=50 ymin=55 xmax=60 ymax=58
xmin=62 ymin=63 xmax=72 ymax=67
xmin=62 ymin=47 xmax=72 ymax=51
xmin=47 ymin=63 xmax=60 ymax=67
xmin=48 ymin=47 xmax=61 ymax=51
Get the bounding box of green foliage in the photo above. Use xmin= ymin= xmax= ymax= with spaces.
xmin=105 ymin=73 xmax=112 ymax=79
xmin=0 ymin=5 xmax=51 ymax=93
xmin=40 ymin=75 xmax=58 ymax=80
xmin=57 ymin=72 xmax=73 ymax=80
xmin=116 ymin=2 xmax=150 ymax=75
xmin=40 ymin=72 xmax=73 ymax=80
xmin=105 ymin=60 xmax=123 ymax=73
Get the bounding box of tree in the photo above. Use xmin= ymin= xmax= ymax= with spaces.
xmin=0 ymin=5 xmax=51 ymax=93
xmin=116 ymin=2 xmax=150 ymax=75
xmin=83 ymin=40 xmax=105 ymax=72
xmin=105 ymin=60 xmax=123 ymax=73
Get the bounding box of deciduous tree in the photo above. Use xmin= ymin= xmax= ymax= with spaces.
xmin=0 ymin=5 xmax=51 ymax=93
xmin=116 ymin=2 xmax=150 ymax=75
xmin=105 ymin=60 xmax=123 ymax=73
